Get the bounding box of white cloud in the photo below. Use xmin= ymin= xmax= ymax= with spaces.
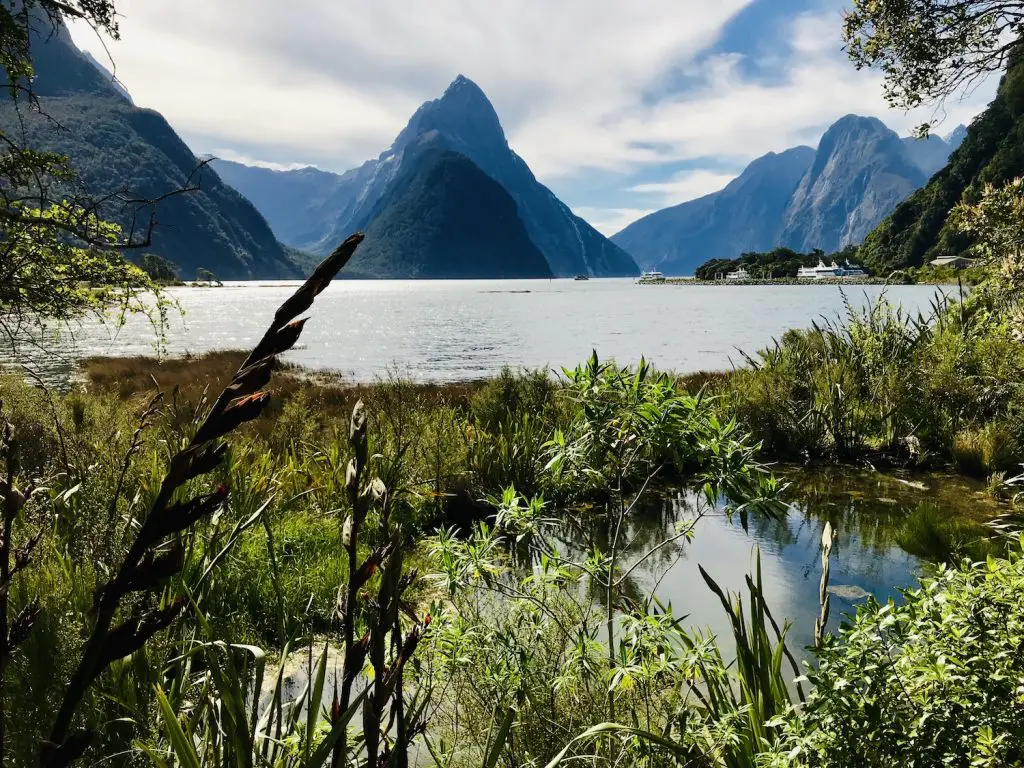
xmin=513 ymin=10 xmax=995 ymax=181
xmin=629 ymin=169 xmax=739 ymax=206
xmin=68 ymin=0 xmax=753 ymax=172
xmin=209 ymin=148 xmax=314 ymax=172
xmin=574 ymin=207 xmax=657 ymax=236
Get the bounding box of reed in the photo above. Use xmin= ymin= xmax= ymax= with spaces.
xmin=814 ymin=522 xmax=836 ymax=649
xmin=0 ymin=404 xmax=42 ymax=768
xmin=728 ymin=290 xmax=1024 ymax=472
xmin=39 ymin=233 xmax=365 ymax=767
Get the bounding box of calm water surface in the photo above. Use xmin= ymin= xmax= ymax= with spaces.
xmin=587 ymin=466 xmax=1001 ymax=655
xmin=8 ymin=279 xmax=955 ymax=383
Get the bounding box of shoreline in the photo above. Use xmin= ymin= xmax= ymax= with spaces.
xmin=637 ymin=277 xmax=956 ymax=286
xmin=68 ymin=352 xmax=1005 ymax=481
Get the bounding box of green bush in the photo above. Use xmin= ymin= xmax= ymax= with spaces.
xmin=792 ymin=547 xmax=1024 ymax=767
xmin=469 ymin=366 xmax=558 ymax=431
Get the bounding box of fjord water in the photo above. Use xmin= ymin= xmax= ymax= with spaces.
xmin=16 ymin=279 xmax=954 ymax=382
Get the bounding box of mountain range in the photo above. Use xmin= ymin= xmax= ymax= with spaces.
xmin=22 ymin=13 xmax=632 ymax=280
xmin=213 ymin=75 xmax=638 ymax=278
xmin=4 ymin=13 xmax=301 ymax=280
xmin=11 ymin=9 xmax=1009 ymax=281
xmin=611 ymin=115 xmax=966 ymax=275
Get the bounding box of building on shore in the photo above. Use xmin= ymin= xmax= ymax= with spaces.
xmin=929 ymin=255 xmax=975 ymax=270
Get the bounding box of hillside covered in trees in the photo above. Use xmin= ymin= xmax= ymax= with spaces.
xmin=858 ymin=51 xmax=1024 ymax=273
xmin=344 ymin=144 xmax=553 ymax=278
xmin=0 ymin=11 xmax=300 ymax=279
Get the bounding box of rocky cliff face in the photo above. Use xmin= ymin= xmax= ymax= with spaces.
xmin=612 ymin=147 xmax=814 ymax=274
xmin=613 ymin=114 xmax=950 ymax=274
xmin=780 ymin=115 xmax=927 ymax=253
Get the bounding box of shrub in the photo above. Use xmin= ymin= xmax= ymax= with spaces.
xmin=792 ymin=547 xmax=1024 ymax=767
xmin=469 ymin=366 xmax=557 ymax=431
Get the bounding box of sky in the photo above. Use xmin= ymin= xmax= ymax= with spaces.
xmin=68 ymin=0 xmax=998 ymax=236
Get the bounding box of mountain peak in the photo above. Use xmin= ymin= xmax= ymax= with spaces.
xmin=782 ymin=113 xmax=926 ymax=253
xmin=742 ymin=145 xmax=815 ymax=174
xmin=814 ymin=114 xmax=904 ymax=165
xmin=447 ymin=73 xmax=480 ymax=92
xmin=824 ymin=114 xmax=889 ymax=138
xmin=437 ymin=74 xmax=498 ymax=118
xmin=945 ymin=123 xmax=968 ymax=150
xmin=391 ymin=74 xmax=505 ymax=156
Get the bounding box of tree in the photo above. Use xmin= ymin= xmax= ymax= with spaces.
xmin=0 ymin=2 xmax=121 ymax=227
xmin=0 ymin=2 xmax=189 ymax=345
xmin=139 ymin=253 xmax=179 ymax=284
xmin=843 ymin=0 xmax=1024 ymax=132
xmin=195 ymin=267 xmax=219 ymax=286
xmin=950 ymin=177 xmax=1024 ymax=334
xmin=0 ymin=203 xmax=158 ymax=344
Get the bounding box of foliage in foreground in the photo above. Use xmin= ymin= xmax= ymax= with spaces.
xmin=0 ymin=203 xmax=163 ymax=345
xmin=726 ymin=177 xmax=1024 ymax=475
xmin=790 ymin=546 xmax=1024 ymax=767
xmin=726 ymin=289 xmax=1024 ymax=475
xmin=0 ymin=335 xmax=786 ymax=767
xmin=537 ymin=541 xmax=1024 ymax=768
xmin=2 ymin=338 xmax=1022 ymax=768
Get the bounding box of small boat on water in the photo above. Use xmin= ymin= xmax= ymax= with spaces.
xmin=574 ymin=274 xmax=590 ymax=281
xmin=639 ymin=270 xmax=665 ymax=282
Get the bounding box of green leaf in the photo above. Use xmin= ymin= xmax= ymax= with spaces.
xmin=154 ymin=685 xmax=202 ymax=768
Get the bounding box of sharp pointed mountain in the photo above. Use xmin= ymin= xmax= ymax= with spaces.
xmin=945 ymin=124 xmax=969 ymax=149
xmin=0 ymin=12 xmax=300 ymax=279
xmin=780 ymin=115 xmax=927 ymax=253
xmin=345 ymin=138 xmax=552 ymax=278
xmin=215 ymin=76 xmax=639 ymax=277
xmin=611 ymin=147 xmax=814 ymax=274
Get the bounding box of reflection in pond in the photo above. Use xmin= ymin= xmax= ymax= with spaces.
xmin=551 ymin=466 xmax=1004 ymax=656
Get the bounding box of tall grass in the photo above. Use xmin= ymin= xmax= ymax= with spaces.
xmin=728 ymin=290 xmax=1024 ymax=475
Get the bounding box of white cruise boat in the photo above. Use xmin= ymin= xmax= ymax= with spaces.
xmin=798 ymin=259 xmax=870 ymax=280
xmin=796 ymin=263 xmax=822 ymax=279
xmin=640 ymin=269 xmax=665 ymax=281
xmin=834 ymin=261 xmax=867 ymax=277
xmin=726 ymin=266 xmax=751 ymax=281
